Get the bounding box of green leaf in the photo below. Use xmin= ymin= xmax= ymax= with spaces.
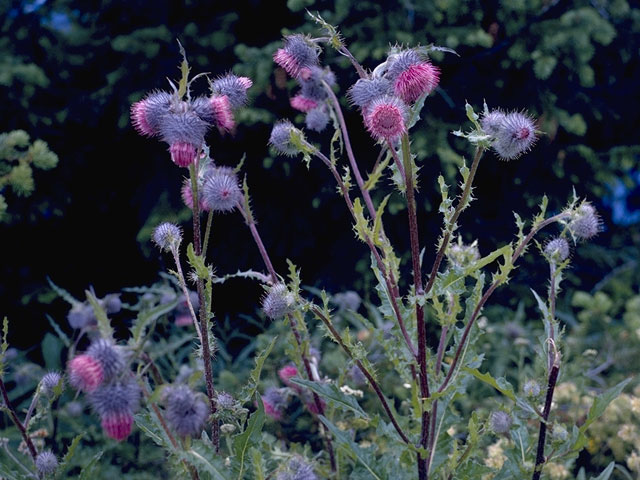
xmin=46 ymin=314 xmax=71 ymax=348
xmin=373 ymin=194 xmax=391 ymax=246
xmin=239 ymin=335 xmax=277 ymax=404
xmin=576 ymin=378 xmax=632 ymax=444
xmin=77 ymin=451 xmax=103 ymax=480
xmin=589 ymin=462 xmax=615 ymax=480
xmin=135 ymin=409 xmax=177 ymax=452
xmin=186 ymin=243 xmax=209 ymax=280
xmin=130 ymin=298 xmax=179 ymax=346
xmin=363 ymin=152 xmax=391 ymax=191
xmin=0 ymin=316 xmax=8 ymax=377
xmin=55 ymin=434 xmax=82 ymax=478
xmin=85 ymin=290 xmax=113 ymax=340
xmin=290 ymin=377 xmax=369 ymax=419
xmin=42 ymin=333 xmax=62 ymax=370
xmin=319 ymin=416 xmax=383 ymax=480
xmin=462 ymin=367 xmax=516 ymax=401
xmin=177 ymin=40 xmax=190 ymax=99
xmin=179 ymin=441 xmax=228 ymax=480
xmin=232 ymin=394 xmax=265 ymax=480
xmin=531 ymin=288 xmax=550 ymax=321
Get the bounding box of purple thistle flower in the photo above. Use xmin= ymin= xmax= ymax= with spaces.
xmin=269 ymin=121 xmax=300 ymax=157
xmin=262 ymin=386 xmax=288 ymax=420
xmin=159 ymin=109 xmax=209 ymax=148
xmin=348 ymin=77 xmax=392 ymax=109
xmin=216 ymin=391 xmax=234 ymax=409
xmin=569 ymin=202 xmax=602 ymax=240
xmin=35 ymin=450 xmax=58 ymax=476
xmin=67 ymin=302 xmax=97 ymax=329
xmin=363 ymin=95 xmax=408 ymax=142
xmin=130 ymin=91 xmax=172 ymax=137
xmin=489 ymin=411 xmax=513 ymax=434
xmin=89 ymin=378 xmax=140 ymax=418
xmin=262 ymin=284 xmax=294 ymax=320
xmin=481 ymin=109 xmax=506 ymax=137
xmin=491 ymin=111 xmax=537 ymax=160
xmin=164 ymin=385 xmax=209 ymax=437
xmin=277 ymin=456 xmax=318 ymax=480
xmin=305 ymin=107 xmax=329 ymax=132
xmin=87 ymin=339 xmax=124 ymax=381
xmin=386 ymin=50 xmax=440 ymax=103
xmin=102 ymin=294 xmax=121 ymax=314
xmin=211 ymin=74 xmax=252 ymax=109
xmin=290 ymin=95 xmax=318 ymax=113
xmin=209 ymin=95 xmax=236 ymax=132
xmin=544 ymin=237 xmax=570 ymax=262
xmin=299 ymin=66 xmax=333 ymax=102
xmin=523 ymin=380 xmax=541 ymax=397
xmin=273 ymin=34 xmax=320 ymax=79
xmin=202 ymin=167 xmax=242 ymax=212
xmin=152 ymin=222 xmax=182 ymax=252
xmin=41 ymin=371 xmax=63 ymax=396
xmin=169 ymin=142 xmax=197 ymax=168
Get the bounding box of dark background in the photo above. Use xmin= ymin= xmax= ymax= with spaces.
xmin=2 ymin=0 xmax=639 ymax=349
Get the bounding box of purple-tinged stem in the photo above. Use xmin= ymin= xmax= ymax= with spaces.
xmin=0 ymin=377 xmax=38 ymax=462
xmin=548 ymin=263 xmax=557 ymax=372
xmin=338 ymin=46 xmax=367 ymax=79
xmin=532 ymin=363 xmax=560 ymax=480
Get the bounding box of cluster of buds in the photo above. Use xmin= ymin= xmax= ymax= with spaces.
xmin=67 ymin=339 xmax=139 ymax=441
xmin=131 ymin=73 xmax=252 ymax=168
xmin=481 ymin=108 xmax=538 ymax=160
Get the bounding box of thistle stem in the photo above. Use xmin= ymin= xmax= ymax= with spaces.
xmin=532 ymin=364 xmax=560 ymax=480
xmin=0 ymin=377 xmax=38 ymax=462
xmin=202 ymin=210 xmax=214 ymax=258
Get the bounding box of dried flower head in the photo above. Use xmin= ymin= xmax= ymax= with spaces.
xmin=386 ymin=50 xmax=440 ymax=103
xmin=202 ymin=167 xmax=242 ymax=212
xmin=152 ymin=222 xmax=182 ymax=252
xmin=262 ymin=284 xmax=295 ymax=319
xmin=87 ymin=339 xmax=124 ymax=381
xmin=544 ymin=237 xmax=570 ymax=262
xmin=490 ymin=411 xmax=513 ymax=434
xmin=68 ymin=354 xmax=103 ymax=393
xmin=491 ymin=111 xmax=537 ymax=161
xmin=364 ymin=95 xmax=408 ymax=142
xmin=269 ymin=121 xmax=301 ymax=157
xmin=41 ymin=371 xmax=63 ymax=396
xmin=35 ymin=450 xmax=58 ymax=476
xmin=273 ymin=35 xmax=320 ymax=78
xmin=164 ymin=385 xmax=209 ymax=437
xmin=211 ymin=74 xmax=252 ymax=109
xmin=130 ymin=91 xmax=172 ymax=137
xmin=569 ymin=202 xmax=602 ymax=240
xmin=348 ymin=77 xmax=392 ymax=109
xmin=305 ymin=107 xmax=329 ymax=132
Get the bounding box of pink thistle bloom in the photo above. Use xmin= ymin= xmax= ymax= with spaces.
xmin=210 ymin=95 xmax=235 ymax=132
xmin=273 ymin=35 xmax=319 ymax=79
xmin=305 ymin=396 xmax=326 ymax=415
xmin=130 ymin=101 xmax=155 ymax=137
xmin=181 ymin=178 xmax=207 ymax=211
xmin=169 ymin=142 xmax=197 ymax=168
xmin=278 ymin=364 xmax=299 ymax=387
xmin=174 ymin=314 xmax=193 ymax=327
xmin=262 ymin=397 xmax=283 ymax=421
xmin=101 ymin=411 xmax=134 ymax=441
xmin=290 ymin=95 xmax=318 ymax=113
xmin=393 ymin=61 xmax=440 ymax=103
xmin=237 ymin=76 xmax=253 ymax=90
xmin=364 ymin=95 xmax=408 ymax=142
xmin=130 ymin=91 xmax=172 ymax=137
xmin=68 ymin=355 xmax=103 ymax=393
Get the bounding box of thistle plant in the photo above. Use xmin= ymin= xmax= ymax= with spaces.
xmin=0 ymin=15 xmax=634 ymax=480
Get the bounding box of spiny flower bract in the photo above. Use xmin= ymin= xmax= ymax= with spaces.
xmin=269 ymin=121 xmax=301 ymax=157
xmin=491 ymin=111 xmax=537 ymax=161
xmin=569 ymin=202 xmax=602 ymax=240
xmin=364 ymin=95 xmax=408 ymax=142
xmin=290 ymin=95 xmax=318 ymax=113
xmin=164 ymin=385 xmax=209 ymax=437
xmin=211 ymin=74 xmax=252 ymax=109
xmin=348 ymin=77 xmax=392 ymax=109
xmin=262 ymin=284 xmax=295 ymax=319
xmin=101 ymin=411 xmax=134 ymax=442
xmin=202 ymin=167 xmax=242 ymax=212
xmin=130 ymin=91 xmax=172 ymax=137
xmin=544 ymin=237 xmax=570 ymax=262
xmin=152 ymin=222 xmax=182 ymax=252
xmin=35 ymin=450 xmax=58 ymax=476
xmin=481 ymin=109 xmax=506 ymax=137
xmin=68 ymin=354 xmax=103 ymax=393
xmin=490 ymin=411 xmax=513 ymax=434
xmin=386 ymin=50 xmax=440 ymax=103
xmin=41 ymin=371 xmax=63 ymax=396
xmin=87 ymin=339 xmax=125 ymax=381
xmin=305 ymin=107 xmax=329 ymax=132
xmin=273 ymin=34 xmax=320 ymax=79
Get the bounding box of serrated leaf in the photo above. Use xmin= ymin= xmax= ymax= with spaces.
xmin=135 ymin=409 xmax=177 ymax=452
xmin=46 ymin=314 xmax=71 ymax=348
xmin=363 ymin=152 xmax=391 ymax=191
xmin=86 ymin=290 xmax=113 ymax=340
xmin=47 ymin=277 xmax=80 ymax=306
xmin=186 ymin=243 xmax=209 ymax=280
xmin=55 ymin=434 xmax=82 ymax=479
xmin=177 ymin=40 xmax=190 ymax=99
xmin=462 ymin=367 xmax=516 ymax=401
xmin=77 ymin=451 xmax=103 ymax=480
xmin=373 ymin=194 xmax=391 ymax=246
xmin=131 ymin=298 xmax=179 ymax=346
xmin=239 ymin=336 xmax=277 ymax=403
xmin=232 ymin=394 xmax=265 ymax=480
xmin=576 ymin=378 xmax=632 ymax=443
xmin=290 ymin=377 xmax=369 ymax=419
xmin=465 ymin=102 xmax=480 ymax=129
xmin=531 ymin=288 xmax=550 ymax=322
xmin=179 ymin=441 xmax=228 ymax=480
xmin=0 ymin=316 xmax=8 ymax=376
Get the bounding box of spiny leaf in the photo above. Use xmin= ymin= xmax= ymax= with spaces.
xmin=86 ymin=290 xmax=113 ymax=340
xmin=46 ymin=314 xmax=71 ymax=348
xmin=186 ymin=243 xmax=209 ymax=280
xmin=462 ymin=367 xmax=516 ymax=402
xmin=177 ymin=39 xmax=190 ymax=99
xmin=373 ymin=194 xmax=391 ymax=247
xmin=55 ymin=434 xmax=82 ymax=478
xmin=239 ymin=335 xmax=277 ymax=404
xmin=232 ymin=393 xmax=265 ymax=480
xmin=363 ymin=152 xmax=391 ymax=191
xmin=178 ymin=440 xmax=228 ymax=480
xmin=77 ymin=451 xmax=103 ymax=480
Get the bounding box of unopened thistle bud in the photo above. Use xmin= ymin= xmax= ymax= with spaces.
xmin=305 ymin=107 xmax=329 ymax=132
xmin=299 ymin=66 xmax=334 ymax=102
xmin=211 ymin=74 xmax=252 ymax=109
xmin=491 ymin=111 xmax=537 ymax=161
xmin=68 ymin=354 xmax=103 ymax=393
xmin=152 ymin=222 xmax=182 ymax=252
xmin=544 ymin=237 xmax=570 ymax=262
xmin=35 ymin=450 xmax=58 ymax=476
xmin=446 ymin=238 xmax=480 ymax=268
xmin=489 ymin=411 xmax=513 ymax=434
xmin=90 ymin=378 xmax=140 ymax=441
xmin=262 ymin=284 xmax=295 ymax=320
xmin=386 ymin=50 xmax=440 ymax=103
xmin=66 ymin=302 xmax=96 ymax=329
xmin=202 ymin=168 xmax=242 ymax=212
xmin=277 ymin=456 xmax=318 ymax=480
xmin=364 ymin=95 xmax=408 ymax=142
xmin=290 ymin=95 xmax=318 ymax=113
xmin=130 ymin=91 xmax=172 ymax=137
xmin=262 ymin=387 xmax=287 ymax=420
xmin=164 ymin=385 xmax=209 ymax=437
xmin=87 ymin=339 xmax=124 ymax=381
xmin=273 ymin=34 xmax=320 ymax=79
xmin=481 ymin=109 xmax=506 ymax=137
xmin=216 ymin=392 xmax=234 ymax=409
xmin=102 ymin=294 xmax=122 ymax=314
xmin=169 ymin=142 xmax=197 ymax=167
xmin=348 ymin=77 xmax=392 ymax=109
xmin=523 ymin=379 xmax=541 ymax=397
xmin=40 ymin=371 xmax=63 ymax=397
xmin=181 ymin=177 xmax=206 ymax=211
xmin=269 ymin=121 xmax=301 ymax=157
xmin=568 ymin=202 xmax=602 ymax=240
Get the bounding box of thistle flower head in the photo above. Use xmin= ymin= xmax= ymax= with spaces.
xmin=290 ymin=95 xmax=318 ymax=113
xmin=364 ymin=95 xmax=408 ymax=142
xmin=209 ymin=95 xmax=236 ymax=132
xmin=269 ymin=121 xmax=302 ymax=157
xmin=68 ymin=354 xmax=103 ymax=393
xmin=152 ymin=222 xmax=182 ymax=252
xmin=262 ymin=386 xmax=287 ymax=420
xmin=347 ymin=77 xmax=392 ymax=109
xmin=524 ymin=380 xmax=541 ymax=397
xmin=87 ymin=339 xmax=125 ymax=381
xmin=216 ymin=391 xmax=235 ymax=409
xmin=278 ymin=364 xmax=299 ymax=387
xmin=202 ymin=167 xmax=242 ymax=212
xmin=305 ymin=107 xmax=329 ymax=132
xmin=130 ymin=91 xmax=172 ymax=137
xmin=159 ymin=110 xmax=209 ymax=150
xmin=332 ymin=291 xmax=361 ymax=312
xmin=386 ymin=50 xmax=440 ymax=103
xmin=491 ymin=111 xmax=537 ymax=161
xmin=102 ymin=294 xmax=121 ymax=314
xmin=277 ymin=456 xmax=317 ymax=480
xmin=262 ymin=284 xmax=295 ymax=319
xmin=481 ymin=109 xmax=506 ymax=137
xmin=568 ymin=202 xmax=602 ymax=240
xmin=489 ymin=411 xmax=513 ymax=434
xmin=41 ymin=371 xmax=63 ymax=396
xmin=544 ymin=237 xmax=570 ymax=262
xmin=101 ymin=411 xmax=134 ymax=442
xmin=67 ymin=302 xmax=96 ymax=329
xmin=164 ymin=385 xmax=209 ymax=437
xmin=181 ymin=177 xmax=207 ymax=211
xmin=446 ymin=238 xmax=480 ymax=268
xmin=35 ymin=450 xmax=58 ymax=476
xmin=299 ymin=66 xmax=333 ymax=101
xmin=169 ymin=142 xmax=197 ymax=167
xmin=89 ymin=378 xmax=140 ymax=418
xmin=211 ymin=74 xmax=252 ymax=109
xmin=273 ymin=34 xmax=320 ymax=78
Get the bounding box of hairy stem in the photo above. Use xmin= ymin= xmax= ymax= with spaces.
xmin=0 ymin=377 xmax=38 ymax=462
xmin=202 ymin=210 xmax=214 ymax=258
xmin=338 ymin=46 xmax=367 ymax=79
xmin=548 ymin=263 xmax=557 ymax=372
xmin=532 ymin=364 xmax=560 ymax=480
